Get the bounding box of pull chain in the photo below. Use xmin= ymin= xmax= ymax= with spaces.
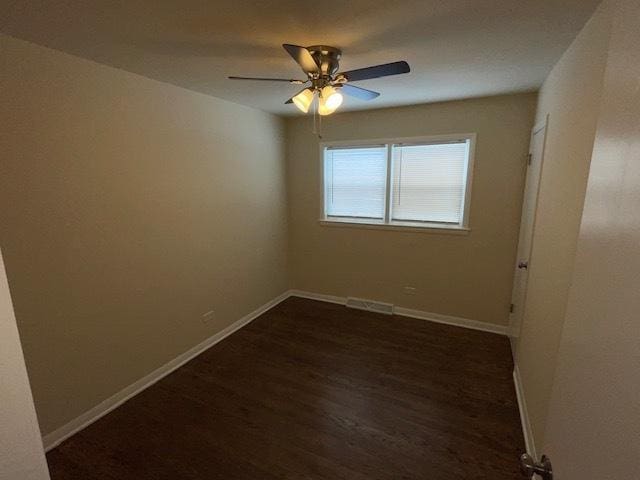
xmin=311 ymin=91 xmax=323 ymax=139
xmin=312 ymin=93 xmax=317 ymax=136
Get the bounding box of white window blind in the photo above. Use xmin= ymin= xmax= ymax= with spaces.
xmin=324 ymin=146 xmax=387 ymax=220
xmin=391 ymin=141 xmax=469 ymax=224
xmin=322 ymin=135 xmax=474 ymax=230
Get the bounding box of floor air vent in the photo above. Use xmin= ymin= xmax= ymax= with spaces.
xmin=345 ymin=297 xmax=394 ymax=315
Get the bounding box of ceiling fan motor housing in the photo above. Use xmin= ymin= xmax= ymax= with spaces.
xmin=307 ymin=45 xmax=342 ymax=77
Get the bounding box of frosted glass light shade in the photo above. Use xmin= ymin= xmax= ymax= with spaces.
xmin=292 ymin=88 xmax=314 ymax=113
xmin=318 ymin=86 xmax=343 ymax=115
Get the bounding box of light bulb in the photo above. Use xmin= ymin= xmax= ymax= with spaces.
xmin=292 ymin=88 xmax=314 ymax=113
xmin=318 ymin=86 xmax=343 ymax=116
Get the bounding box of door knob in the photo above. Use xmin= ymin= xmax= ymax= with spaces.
xmin=520 ymin=453 xmax=553 ymax=480
xmin=518 ymin=261 xmax=529 ymax=269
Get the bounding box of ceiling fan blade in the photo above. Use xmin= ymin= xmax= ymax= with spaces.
xmin=340 ymin=84 xmax=380 ymax=101
xmin=339 ymin=61 xmax=410 ymax=82
xmin=282 ymin=44 xmax=320 ymax=75
xmin=229 ymin=76 xmax=306 ymax=84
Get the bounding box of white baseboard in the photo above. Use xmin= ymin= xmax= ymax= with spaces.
xmin=42 ymin=290 xmax=291 ymax=451
xmin=288 ymin=289 xmax=346 ymax=305
xmin=394 ymin=306 xmax=508 ymax=336
xmin=513 ymin=364 xmax=537 ymax=458
xmin=289 ymin=290 xmax=508 ymax=336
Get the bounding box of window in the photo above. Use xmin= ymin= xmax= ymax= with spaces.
xmin=322 ymin=135 xmax=475 ymax=230
xmin=323 ymin=146 xmax=387 ymax=220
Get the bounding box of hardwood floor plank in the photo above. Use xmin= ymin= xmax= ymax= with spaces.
xmin=46 ymin=297 xmax=523 ymax=479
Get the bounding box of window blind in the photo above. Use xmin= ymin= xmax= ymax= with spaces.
xmin=324 ymin=146 xmax=387 ymax=220
xmin=391 ymin=141 xmax=469 ymax=224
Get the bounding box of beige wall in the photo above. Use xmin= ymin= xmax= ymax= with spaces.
xmin=0 ymin=34 xmax=289 ymax=435
xmin=514 ymin=2 xmax=613 ymax=449
xmin=286 ymin=94 xmax=537 ymax=326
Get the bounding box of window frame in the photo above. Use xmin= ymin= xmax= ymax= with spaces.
xmin=319 ymin=133 xmax=476 ymax=233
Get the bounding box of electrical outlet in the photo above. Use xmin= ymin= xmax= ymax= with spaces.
xmin=403 ymin=286 xmax=417 ymax=295
xmin=201 ymin=310 xmax=215 ymax=324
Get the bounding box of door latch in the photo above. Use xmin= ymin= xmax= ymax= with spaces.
xmin=520 ymin=453 xmax=553 ymax=480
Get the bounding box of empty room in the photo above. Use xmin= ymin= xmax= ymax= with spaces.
xmin=1 ymin=1 xmax=639 ymax=479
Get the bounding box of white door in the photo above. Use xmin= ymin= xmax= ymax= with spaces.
xmin=0 ymin=249 xmax=51 ymax=480
xmin=531 ymin=1 xmax=640 ymax=477
xmin=509 ymin=117 xmax=547 ymax=338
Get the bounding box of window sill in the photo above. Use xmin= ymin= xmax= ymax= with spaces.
xmin=318 ymin=219 xmax=471 ymax=235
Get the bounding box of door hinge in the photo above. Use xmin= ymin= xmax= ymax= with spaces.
xmin=527 ymin=153 xmax=532 ymax=165
xmin=510 ymin=303 xmax=515 ymax=313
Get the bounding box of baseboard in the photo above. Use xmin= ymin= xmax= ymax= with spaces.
xmin=289 ymin=290 xmax=508 ymax=336
xmin=288 ymin=289 xmax=346 ymax=305
xmin=513 ymin=365 xmax=537 ymax=458
xmin=42 ymin=290 xmax=291 ymax=451
xmin=394 ymin=306 xmax=508 ymax=336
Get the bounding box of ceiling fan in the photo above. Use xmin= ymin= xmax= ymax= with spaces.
xmin=229 ymin=44 xmax=410 ymax=115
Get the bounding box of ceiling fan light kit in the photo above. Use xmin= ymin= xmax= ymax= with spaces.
xmin=229 ymin=44 xmax=410 ymax=116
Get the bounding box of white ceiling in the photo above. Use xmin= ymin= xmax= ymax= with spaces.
xmin=1 ymin=0 xmax=600 ymax=115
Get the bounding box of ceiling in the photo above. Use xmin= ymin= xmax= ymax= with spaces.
xmin=1 ymin=0 xmax=600 ymax=115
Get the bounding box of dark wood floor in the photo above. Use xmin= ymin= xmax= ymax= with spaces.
xmin=47 ymin=297 xmax=523 ymax=479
